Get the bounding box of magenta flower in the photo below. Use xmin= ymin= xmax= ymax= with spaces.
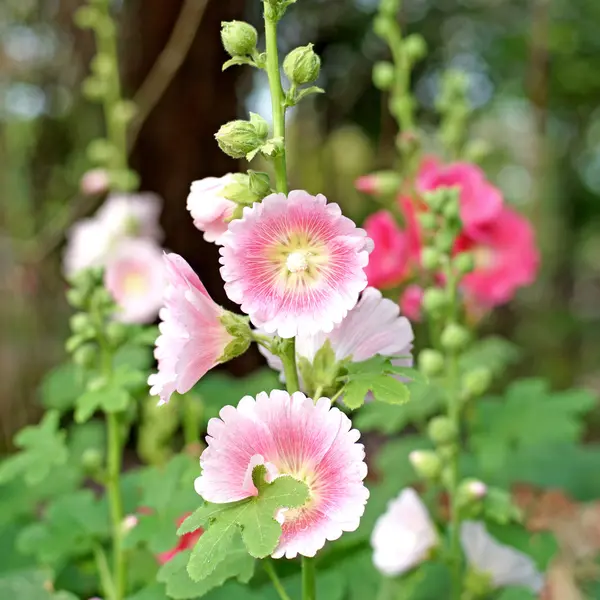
xmin=148 ymin=253 xmax=235 ymax=405
xmin=416 ymin=157 xmax=503 ymax=237
xmin=194 ymin=390 xmax=369 ymax=558
xmin=187 ymin=174 xmax=237 ymax=245
xmin=363 ymin=211 xmax=411 ymax=289
xmin=456 ymin=206 xmax=539 ymax=307
xmin=104 ymin=238 xmax=165 ymax=324
xmin=399 ymin=284 xmax=424 ymax=323
xmin=220 ymin=191 xmax=373 ymax=338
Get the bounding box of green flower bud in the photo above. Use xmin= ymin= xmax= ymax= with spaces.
xmin=418 ymin=349 xmax=444 ymax=377
xmin=87 ymin=138 xmax=117 ymax=165
xmin=462 ymin=367 xmax=492 ymax=398
xmin=81 ymin=448 xmax=103 ymax=472
xmin=66 ymin=333 xmax=89 ymax=354
xmin=422 ymin=287 xmax=448 ymax=315
xmin=379 ymin=0 xmax=400 ymax=16
xmin=435 ymin=230 xmax=456 ymax=254
xmin=109 ymin=169 xmax=140 ymax=193
xmin=372 ymin=61 xmax=395 ymax=91
xmin=66 ymin=288 xmax=87 ymax=309
xmin=456 ymin=479 xmax=488 ymax=510
xmin=248 ymin=170 xmax=271 ymax=198
xmin=106 ymin=321 xmax=129 ymax=347
xmin=90 ymin=54 xmax=114 ymax=78
xmin=427 ymin=416 xmax=458 ymax=445
xmin=442 ymin=196 xmax=461 ymax=221
xmin=440 ymin=323 xmax=470 ymax=352
xmin=70 ymin=312 xmax=92 ymax=334
xmin=403 ymin=34 xmax=427 ymax=62
xmin=215 ymin=119 xmax=267 ymax=159
xmin=112 ymin=100 xmax=137 ymax=125
xmin=409 ymin=450 xmax=442 ymax=480
xmin=373 ymin=15 xmax=393 ymax=39
xmin=418 ymin=212 xmax=437 ymax=231
xmin=454 ymin=252 xmax=475 ymax=275
xmin=72 ymin=343 xmax=98 ymax=368
xmin=421 ymin=247 xmax=441 ymax=271
xmin=220 ymin=21 xmax=258 ymax=57
xmin=74 ymin=6 xmax=99 ymax=29
xmin=284 ymin=44 xmax=321 ymax=86
xmin=423 ymin=190 xmax=446 ymax=213
xmin=82 ymin=77 xmax=108 ymax=102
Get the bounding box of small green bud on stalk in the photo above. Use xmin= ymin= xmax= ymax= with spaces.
xmin=74 ymin=6 xmax=99 ymax=29
xmin=70 ymin=312 xmax=93 ymax=334
xmin=427 ymin=416 xmax=458 ymax=446
xmin=72 ymin=343 xmax=98 ymax=368
xmin=372 ymin=61 xmax=395 ymax=90
xmin=403 ymin=34 xmax=427 ymax=62
xmin=284 ymin=44 xmax=321 ymax=86
xmin=462 ymin=367 xmax=492 ymax=398
xmin=422 ymin=287 xmax=448 ymax=315
xmin=456 ymin=478 xmax=488 ymax=508
xmin=81 ymin=448 xmax=103 ymax=473
xmin=421 ymin=247 xmax=441 ymax=271
xmin=454 ymin=252 xmax=475 ymax=275
xmin=417 ymin=212 xmax=437 ymax=231
xmin=87 ymin=138 xmax=118 ymax=165
xmin=379 ymin=0 xmax=400 ymax=16
xmin=66 ymin=288 xmax=87 ymax=309
xmin=220 ymin=21 xmax=258 ymax=57
xmin=409 ymin=450 xmax=442 ymax=480
xmin=215 ymin=119 xmax=267 ymax=159
xmin=373 ymin=15 xmax=393 ymax=39
xmin=434 ymin=230 xmax=456 ymax=254
xmin=418 ymin=349 xmax=445 ymax=377
xmin=441 ymin=323 xmax=470 ymax=352
xmin=106 ymin=321 xmax=128 ymax=347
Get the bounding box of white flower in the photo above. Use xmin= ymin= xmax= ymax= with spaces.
xmin=461 ymin=521 xmax=544 ymax=593
xmin=371 ymin=488 xmax=438 ymax=576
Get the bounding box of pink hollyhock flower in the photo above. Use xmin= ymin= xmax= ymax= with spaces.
xmin=104 ymin=239 xmax=165 ymax=324
xmin=355 ymin=174 xmax=379 ymax=195
xmin=416 ymin=157 xmax=503 ymax=237
xmin=157 ymin=513 xmax=204 ymax=565
xmin=461 ymin=521 xmax=544 ymax=593
xmin=456 ymin=206 xmax=539 ymax=307
xmin=195 ymin=390 xmax=369 ymax=559
xmin=363 ymin=211 xmax=410 ymax=289
xmin=80 ymin=169 xmax=109 ymax=196
xmin=220 ymin=191 xmax=373 ymax=338
xmin=148 ymin=253 xmax=235 ymax=405
xmin=259 ymin=287 xmax=414 ymax=386
xmin=399 ymin=284 xmax=424 ymax=322
xmin=371 ymin=488 xmax=438 ymax=576
xmin=187 ymin=174 xmax=236 ymax=245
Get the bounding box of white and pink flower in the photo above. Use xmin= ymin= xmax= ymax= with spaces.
xmin=194 ymin=390 xmax=369 ymax=559
xmin=371 ymin=488 xmax=438 ymax=576
xmin=148 ymin=253 xmax=235 ymax=405
xmin=219 ymin=190 xmax=373 ymax=338
xmin=104 ymin=238 xmax=165 ymax=324
xmin=461 ymin=521 xmax=544 ymax=593
xmin=187 ymin=174 xmax=237 ymax=244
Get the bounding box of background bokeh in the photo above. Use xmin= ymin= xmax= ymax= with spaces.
xmin=1 ymin=0 xmax=599 ymax=458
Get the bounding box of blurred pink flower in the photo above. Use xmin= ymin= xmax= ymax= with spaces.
xmin=195 ymin=390 xmax=369 ymax=559
xmin=220 ymin=191 xmax=373 ymax=338
xmin=80 ymin=169 xmax=110 ymax=196
xmin=104 ymin=239 xmax=165 ymax=324
xmin=363 ymin=211 xmax=411 ymax=289
xmin=399 ymin=285 xmax=424 ymax=322
xmin=187 ymin=174 xmax=237 ymax=245
xmin=157 ymin=513 xmax=203 ymax=565
xmin=148 ymin=253 xmax=234 ymax=405
xmin=416 ymin=157 xmax=503 ymax=237
xmin=456 ymin=206 xmax=539 ymax=307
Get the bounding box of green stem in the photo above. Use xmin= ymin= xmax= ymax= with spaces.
xmin=301 ymin=556 xmax=316 ymax=600
xmin=182 ymin=394 xmax=201 ymax=446
xmin=263 ymin=7 xmax=288 ymax=194
xmin=93 ymin=544 xmax=116 ymax=600
xmin=280 ymin=338 xmax=300 ymax=394
xmin=264 ymin=560 xmax=293 ymax=600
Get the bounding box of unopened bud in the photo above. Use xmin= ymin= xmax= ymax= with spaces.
xmin=462 ymin=367 xmax=492 ymax=398
xmin=215 ymin=119 xmax=267 ymax=159
xmin=372 ymin=61 xmax=395 ymax=91
xmin=417 ymin=212 xmax=437 ymax=231
xmin=220 ymin=21 xmax=258 ymax=57
xmin=73 ymin=6 xmax=99 ymax=29
xmin=422 ymin=287 xmax=448 ymax=315
xmin=457 ymin=479 xmax=488 ymax=508
xmin=440 ymin=323 xmax=470 ymax=352
xmin=454 ymin=252 xmax=475 ymax=275
xmin=403 ymin=34 xmax=427 ymax=62
xmin=73 ymin=343 xmax=97 ymax=368
xmin=421 ymin=247 xmax=441 ymax=271
xmin=409 ymin=450 xmax=442 ymax=480
xmin=87 ymin=139 xmax=117 ymax=165
xmin=80 ymin=169 xmax=110 ymax=196
xmin=121 ymin=515 xmax=139 ymax=534
xmin=428 ymin=416 xmax=458 ymax=445
xmin=70 ymin=312 xmax=92 ymax=334
xmin=354 ymin=171 xmax=401 ymax=196
xmin=373 ymin=15 xmax=393 ymax=39
xmin=418 ymin=349 xmax=444 ymax=377
xmin=435 ymin=230 xmax=456 ymax=254
xmin=106 ymin=321 xmax=128 ymax=347
xmin=284 ymin=44 xmax=321 ymax=86
xmin=81 ymin=448 xmax=103 ymax=472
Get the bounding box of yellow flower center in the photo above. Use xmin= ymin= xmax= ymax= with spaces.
xmin=123 ymin=272 xmax=148 ymax=296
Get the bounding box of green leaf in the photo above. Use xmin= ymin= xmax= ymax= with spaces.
xmin=0 ymin=569 xmax=78 ymax=600
xmin=185 ymin=466 xmax=309 ymax=581
xmin=483 ymin=487 xmax=522 ymax=524
xmin=495 ymin=588 xmax=537 ymax=600
xmin=460 ymin=336 xmax=521 ymax=377
xmin=75 ymin=386 xmax=131 ymax=423
xmin=294 ymin=85 xmax=325 ymax=104
xmin=39 ymin=363 xmax=86 ymax=412
xmin=222 ymin=56 xmax=256 ymax=70
xmin=0 ymin=411 xmax=69 ymax=486
xmin=159 ymin=540 xmax=254 ymax=598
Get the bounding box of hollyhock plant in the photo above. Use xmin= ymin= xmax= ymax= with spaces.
xmin=104 ymin=238 xmax=165 ymax=324
xmin=148 ymin=253 xmax=247 ymax=405
xmin=259 ymin=287 xmax=414 ymax=389
xmin=456 ymin=206 xmax=539 ymax=307
xmin=371 ymin=488 xmax=438 ymax=576
xmin=461 ymin=521 xmax=544 ymax=593
xmin=399 ymin=284 xmax=424 ymax=323
xmin=363 ymin=211 xmax=411 ymax=289
xmin=187 ymin=174 xmax=237 ymax=244
xmin=219 ymin=190 xmax=373 ymax=338
xmin=157 ymin=513 xmax=204 ymax=565
xmin=194 ymin=390 xmax=369 ymax=559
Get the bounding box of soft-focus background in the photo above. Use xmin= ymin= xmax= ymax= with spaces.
xmin=2 ymin=0 xmax=600 ymax=543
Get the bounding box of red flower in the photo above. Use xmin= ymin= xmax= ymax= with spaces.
xmin=157 ymin=513 xmax=204 ymax=564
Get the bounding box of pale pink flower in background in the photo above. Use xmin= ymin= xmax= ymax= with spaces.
xmin=259 ymin=287 xmax=414 ymax=387
xmin=220 ymin=191 xmax=373 ymax=338
xmin=399 ymin=284 xmax=424 ymax=323
xmin=148 ymin=253 xmax=234 ymax=405
xmin=121 ymin=514 xmax=139 ymax=533
xmin=371 ymin=488 xmax=438 ymax=576
xmin=456 ymin=206 xmax=539 ymax=307
xmin=416 ymin=157 xmax=503 ymax=237
xmin=187 ymin=174 xmax=236 ymax=244
xmin=363 ymin=211 xmax=411 ymax=289
xmin=80 ymin=168 xmax=110 ymax=196
xmin=461 ymin=521 xmax=544 ymax=593
xmin=157 ymin=513 xmax=204 ymax=565
xmin=194 ymin=390 xmax=369 ymax=559
xmin=63 ymin=218 xmax=115 ymax=277
xmin=104 ymin=239 xmax=165 ymax=324
xmin=354 ymin=174 xmax=379 ymax=195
